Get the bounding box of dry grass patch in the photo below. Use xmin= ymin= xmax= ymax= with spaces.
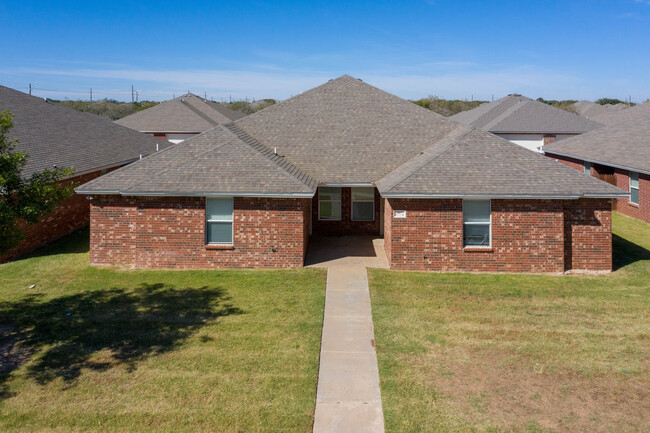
xmin=370 ymin=213 xmax=650 ymax=433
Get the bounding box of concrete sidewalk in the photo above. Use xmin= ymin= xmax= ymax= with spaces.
xmin=313 ymin=266 xmax=385 ymax=433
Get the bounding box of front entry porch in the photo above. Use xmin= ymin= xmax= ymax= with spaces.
xmin=305 ymin=235 xmax=389 ymax=268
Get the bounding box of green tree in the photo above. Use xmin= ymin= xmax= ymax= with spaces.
xmin=0 ymin=110 xmax=75 ymax=254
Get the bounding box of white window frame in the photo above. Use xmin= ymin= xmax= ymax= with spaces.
xmin=351 ymin=187 xmax=375 ymax=222
xmin=462 ymin=199 xmax=492 ymax=248
xmin=206 ymin=198 xmax=234 ymax=245
xmin=584 ymin=161 xmax=591 ymax=175
xmin=630 ymin=171 xmax=639 ymax=205
xmin=318 ymin=187 xmax=342 ymax=221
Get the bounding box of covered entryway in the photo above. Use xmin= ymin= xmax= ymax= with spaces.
xmin=305 ymin=235 xmax=388 ymax=268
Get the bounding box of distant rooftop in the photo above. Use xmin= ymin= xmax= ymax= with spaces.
xmin=450 ymin=94 xmax=602 ymax=134
xmin=115 ymin=93 xmax=246 ymax=133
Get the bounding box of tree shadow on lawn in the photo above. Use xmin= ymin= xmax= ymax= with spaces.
xmin=613 ymin=233 xmax=650 ymax=270
xmin=0 ymin=283 xmax=242 ymax=400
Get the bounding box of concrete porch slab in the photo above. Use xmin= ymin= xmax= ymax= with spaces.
xmin=306 ymin=236 xmax=389 ymax=268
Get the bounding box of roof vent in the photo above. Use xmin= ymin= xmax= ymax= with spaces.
xmin=357 ymin=78 xmax=363 ymax=81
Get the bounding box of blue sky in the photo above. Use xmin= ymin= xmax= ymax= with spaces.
xmin=1 ymin=0 xmax=649 ymax=102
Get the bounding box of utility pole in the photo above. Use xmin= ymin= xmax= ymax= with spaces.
xmin=229 ymin=94 xmax=232 ymax=103
xmin=29 ymin=84 xmax=32 ymax=95
xmin=204 ymin=91 xmax=207 ymax=99
xmin=136 ymin=90 xmax=139 ymax=103
xmin=90 ymin=88 xmax=93 ymax=102
xmin=131 ymin=85 xmax=135 ymax=103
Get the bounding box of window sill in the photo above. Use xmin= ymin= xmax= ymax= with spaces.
xmin=627 ymin=202 xmax=639 ymax=208
xmin=205 ymin=244 xmax=235 ymax=250
xmin=463 ymin=247 xmax=493 ymax=253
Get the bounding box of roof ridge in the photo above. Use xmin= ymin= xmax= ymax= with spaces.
xmin=223 ymin=123 xmax=318 ymax=190
xmin=376 ymin=124 xmax=473 ymax=192
xmin=180 ymin=98 xmax=218 ymax=126
xmin=481 ymin=99 xmax=527 ymax=131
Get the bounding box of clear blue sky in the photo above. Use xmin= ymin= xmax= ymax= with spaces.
xmin=1 ymin=0 xmax=649 ymax=102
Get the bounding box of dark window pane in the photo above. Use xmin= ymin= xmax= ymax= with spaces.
xmin=463 ymin=224 xmax=490 ymax=246
xmin=352 ymin=202 xmax=374 ymax=220
xmin=631 ymin=188 xmax=639 ymax=204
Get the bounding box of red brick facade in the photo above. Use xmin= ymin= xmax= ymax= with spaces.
xmin=90 ymin=196 xmax=310 ymax=269
xmin=384 ymin=198 xmax=611 ymax=273
xmin=1 ymin=170 xmax=105 ymax=262
xmin=311 ymin=187 xmax=382 ymax=235
xmin=87 ymin=194 xmax=612 ymax=273
xmin=551 ymin=154 xmax=650 ymax=224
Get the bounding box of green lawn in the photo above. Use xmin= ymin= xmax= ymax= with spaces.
xmin=370 ymin=212 xmax=650 ymax=433
xmin=0 ymin=228 xmax=326 ymax=432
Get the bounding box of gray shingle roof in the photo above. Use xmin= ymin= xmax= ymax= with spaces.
xmin=115 ymin=93 xmax=246 ymax=132
xmin=76 ymin=124 xmax=316 ymax=196
xmin=450 ymin=94 xmax=603 ymax=134
xmin=588 ymin=101 xmax=650 ymax=126
xmin=78 ymin=76 xmax=626 ymax=198
xmin=0 ymin=85 xmax=170 ymax=178
xmin=544 ymin=113 xmax=650 ymax=175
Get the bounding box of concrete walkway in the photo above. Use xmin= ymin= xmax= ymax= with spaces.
xmin=311 ymin=237 xmax=386 ymax=433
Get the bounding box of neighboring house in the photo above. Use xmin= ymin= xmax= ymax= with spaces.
xmin=77 ymin=76 xmax=625 ymax=273
xmin=572 ymin=100 xmax=626 ymax=120
xmin=115 ymin=93 xmax=246 ymax=143
xmin=586 ymin=101 xmax=650 ymax=126
xmin=450 ymin=94 xmax=602 ymax=152
xmin=0 ymin=85 xmax=169 ymax=261
xmin=544 ymin=114 xmax=650 ymax=224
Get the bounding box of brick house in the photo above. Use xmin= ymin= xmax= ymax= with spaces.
xmin=77 ymin=76 xmax=626 ymax=273
xmin=544 ymin=114 xmax=650 ymax=224
xmin=115 ymin=93 xmax=246 ymax=143
xmin=450 ymin=94 xmax=602 ymax=153
xmin=0 ymin=85 xmax=170 ymax=261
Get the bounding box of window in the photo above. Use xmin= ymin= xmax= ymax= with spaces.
xmin=206 ymin=198 xmax=233 ymax=244
xmin=351 ymin=187 xmax=375 ymax=221
xmin=584 ymin=161 xmax=591 ymax=175
xmin=318 ymin=187 xmax=341 ymax=220
xmin=630 ymin=172 xmax=639 ymax=205
xmin=463 ymin=200 xmax=491 ymax=247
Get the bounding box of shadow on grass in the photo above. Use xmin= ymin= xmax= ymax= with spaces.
xmin=8 ymin=227 xmax=90 ymax=263
xmin=0 ymin=283 xmax=242 ymax=400
xmin=613 ymin=233 xmax=650 ymax=271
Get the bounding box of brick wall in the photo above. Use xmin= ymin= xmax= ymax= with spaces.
xmin=384 ymin=198 xmax=612 ymax=273
xmin=543 ymin=134 xmax=557 ymax=146
xmin=90 ymin=196 xmax=310 ymax=269
xmin=551 ymin=153 xmax=650 ymax=224
xmin=311 ymin=187 xmax=381 ymax=235
xmin=563 ymin=199 xmax=612 ymax=271
xmin=1 ymin=170 xmax=106 ymax=262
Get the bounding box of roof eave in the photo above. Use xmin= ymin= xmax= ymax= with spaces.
xmin=544 ymin=150 xmax=650 ymax=176
xmin=378 ymin=192 xmax=628 ymax=199
xmin=75 ymin=189 xmax=315 ymax=199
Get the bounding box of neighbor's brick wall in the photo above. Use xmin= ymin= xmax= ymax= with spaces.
xmin=90 ymin=196 xmax=309 ymax=269
xmin=384 ymin=198 xmax=612 ymax=273
xmin=1 ymin=170 xmax=106 ymax=262
xmin=563 ymin=199 xmax=612 ymax=271
xmin=312 ymin=187 xmax=381 ymax=235
xmin=551 ymin=153 xmax=650 ymax=224
xmin=614 ymin=169 xmax=650 ymax=224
